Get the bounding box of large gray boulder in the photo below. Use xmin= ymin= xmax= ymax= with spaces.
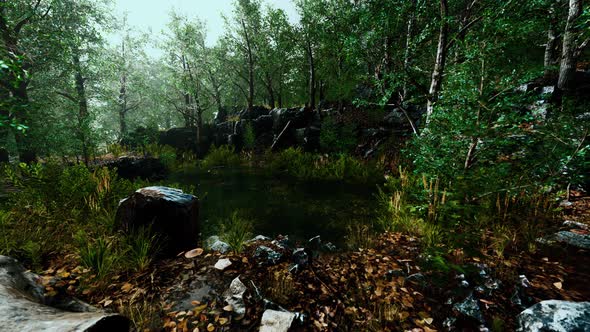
xmin=0 ymin=255 xmax=129 ymax=331
xmin=517 ymin=300 xmax=590 ymax=332
xmin=115 ymin=186 xmax=199 ymax=256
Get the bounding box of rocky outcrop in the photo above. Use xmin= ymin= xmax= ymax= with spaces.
xmin=517 ymin=300 xmax=590 ymax=332
xmin=0 ymin=255 xmax=129 ymax=331
xmin=0 ymin=148 xmax=8 ymax=163
xmin=104 ymin=156 xmax=168 ymax=181
xmin=115 ymin=186 xmax=199 ymax=256
xmin=159 ymin=127 xmax=198 ymax=152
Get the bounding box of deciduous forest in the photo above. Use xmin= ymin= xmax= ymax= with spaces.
xmin=0 ymin=0 xmax=589 ymax=331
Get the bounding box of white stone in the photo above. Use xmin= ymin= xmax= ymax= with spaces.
xmin=517 ymin=300 xmax=590 ymax=332
xmin=223 ymin=277 xmax=247 ymax=315
xmin=214 ymin=258 xmax=232 ymax=270
xmin=259 ymin=310 xmax=296 ymax=332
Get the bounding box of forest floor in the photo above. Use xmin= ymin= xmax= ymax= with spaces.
xmin=36 ymin=192 xmax=589 ymax=331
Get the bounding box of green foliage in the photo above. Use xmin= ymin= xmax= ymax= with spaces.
xmin=320 ymin=117 xmax=357 ymax=153
xmin=144 ymin=143 xmax=177 ymax=168
xmin=201 ymin=145 xmax=241 ymax=169
xmin=220 ymin=211 xmax=253 ymax=254
xmin=268 ymin=147 xmax=380 ymax=183
xmin=76 ymin=233 xmax=118 ymax=279
xmin=243 ymin=122 xmax=256 ymax=150
xmin=124 ymin=227 xmax=160 ymax=273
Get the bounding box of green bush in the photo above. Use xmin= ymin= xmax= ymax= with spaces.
xmin=243 ymin=122 xmax=256 ymax=150
xmin=201 ymin=145 xmax=241 ymax=169
xmin=144 ymin=143 xmax=177 ymax=168
xmin=320 ymin=117 xmax=357 ymax=153
xmin=268 ymin=147 xmax=380 ymax=183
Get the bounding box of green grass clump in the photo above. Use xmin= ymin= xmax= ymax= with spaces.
xmin=201 ymin=145 xmax=241 ymax=169
xmin=124 ymin=227 xmax=160 ymax=273
xmin=76 ymin=233 xmax=118 ymax=279
xmin=268 ymin=147 xmax=381 ymax=183
xmin=221 ymin=211 xmax=253 ymax=254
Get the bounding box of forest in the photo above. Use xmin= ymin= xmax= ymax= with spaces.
xmin=0 ymin=0 xmax=589 ymax=331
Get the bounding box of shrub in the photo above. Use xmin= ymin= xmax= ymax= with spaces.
xmin=320 ymin=117 xmax=357 ymax=153
xmin=243 ymin=122 xmax=256 ymax=150
xmin=144 ymin=143 xmax=177 ymax=168
xmin=201 ymin=145 xmax=241 ymax=169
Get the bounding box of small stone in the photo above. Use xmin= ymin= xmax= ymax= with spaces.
xmin=260 ymin=310 xmax=296 ymax=332
xmin=292 ymin=248 xmax=309 ymax=267
xmin=214 ymin=259 xmax=232 ymax=271
xmin=454 ymin=293 xmax=484 ymax=323
xmin=254 ymin=246 xmax=282 ymax=265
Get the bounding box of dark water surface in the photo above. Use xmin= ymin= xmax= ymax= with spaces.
xmin=170 ymin=167 xmax=379 ymax=246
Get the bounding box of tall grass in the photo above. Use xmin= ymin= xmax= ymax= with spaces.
xmin=221 ymin=211 xmax=253 ymax=253
xmin=268 ymin=147 xmax=381 ymax=183
xmin=201 ymin=145 xmax=242 ymax=169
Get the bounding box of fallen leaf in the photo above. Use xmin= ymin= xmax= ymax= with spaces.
xmin=121 ymin=283 xmax=133 ymax=292
xmin=219 ymin=317 xmax=228 ymax=325
xmin=207 ymin=323 xmax=215 ymax=331
xmin=185 ymin=248 xmax=204 ymax=259
xmin=553 ymin=282 xmax=562 ymax=290
xmin=223 ymin=305 xmax=233 ymax=312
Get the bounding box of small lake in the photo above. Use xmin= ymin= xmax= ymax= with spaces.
xmin=170 ymin=167 xmax=380 ymax=247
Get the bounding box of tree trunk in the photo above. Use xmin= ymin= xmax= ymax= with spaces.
xmin=558 ymin=0 xmax=583 ymax=90
xmin=118 ymin=72 xmax=128 ymax=141
xmin=241 ymin=19 xmax=255 ymax=111
xmin=403 ymin=0 xmax=418 ymax=100
xmin=307 ymin=39 xmax=316 ymax=110
xmin=426 ymin=0 xmax=449 ymax=123
xmin=265 ymin=72 xmax=275 ymax=108
xmin=73 ymin=52 xmax=89 ymax=166
xmin=544 ymin=2 xmax=559 ymax=79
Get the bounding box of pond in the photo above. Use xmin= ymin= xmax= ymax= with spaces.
xmin=170 ymin=167 xmax=380 ymax=247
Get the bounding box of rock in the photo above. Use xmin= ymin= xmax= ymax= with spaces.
xmin=239 ymin=106 xmax=270 ymax=120
xmin=271 ymin=108 xmax=311 ymax=132
xmin=254 ymin=246 xmax=282 ymax=265
xmin=0 ymin=148 xmax=8 ymax=163
xmin=260 ymin=309 xmax=296 ymax=332
xmin=115 ymin=186 xmax=199 ymax=256
xmin=563 ymin=220 xmax=589 ymax=230
xmin=159 ymin=126 xmax=212 ymax=156
xmin=205 ymin=236 xmax=231 ymax=254
xmin=517 ymin=300 xmax=590 ymax=332
xmin=223 ymin=277 xmax=247 ymax=315
xmin=0 ymin=256 xmax=129 ymax=331
xmin=214 ymin=258 xmax=232 ymax=271
xmin=555 ymin=231 xmax=590 ymax=249
xmin=248 ymin=235 xmax=271 ymax=243
xmin=104 ymin=156 xmax=168 ymax=181
xmin=453 ymin=293 xmax=484 ymax=324
xmin=251 ymin=115 xmax=274 ymax=135
xmin=292 ymin=248 xmax=309 ymax=267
